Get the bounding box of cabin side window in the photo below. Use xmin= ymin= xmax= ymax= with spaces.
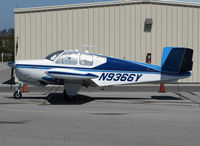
xmin=45 ymin=50 xmax=64 ymax=61
xmin=55 ymin=52 xmax=78 ymax=65
xmin=79 ymin=54 xmax=93 ymax=66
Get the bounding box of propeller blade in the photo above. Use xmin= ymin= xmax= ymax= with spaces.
xmin=10 ymin=68 xmax=14 ymax=89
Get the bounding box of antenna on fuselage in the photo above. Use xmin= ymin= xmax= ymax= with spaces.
xmin=81 ymin=45 xmax=94 ymax=53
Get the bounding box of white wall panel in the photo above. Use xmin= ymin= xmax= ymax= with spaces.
xmin=109 ymin=7 xmax=115 ymax=57
xmin=83 ymin=8 xmax=89 ymax=49
xmin=156 ymin=5 xmax=162 ymax=64
xmin=35 ymin=12 xmax=41 ymax=59
xmin=63 ymin=10 xmax=68 ymax=50
xmin=114 ymin=6 xmax=120 ymax=58
xmin=67 ymin=10 xmax=73 ymax=50
xmin=130 ymin=5 xmax=136 ymax=61
xmin=172 ymin=6 xmax=177 ymax=46
xmin=145 ymin=4 xmax=151 ymax=54
xmin=177 ymin=7 xmax=183 ymax=46
xmin=88 ymin=8 xmax=94 ymax=53
xmin=99 ymin=7 xmax=104 ymax=55
xmin=125 ymin=5 xmax=131 ymax=60
xmin=104 ymin=7 xmax=110 ymax=56
xmin=140 ymin=4 xmax=146 ymax=62
xmin=30 ymin=13 xmax=36 ymax=59
xmin=46 ymin=11 xmax=52 ymax=55
xmin=151 ymin=5 xmax=157 ymax=64
xmin=93 ymin=8 xmax=99 ymax=54
xmin=57 ymin=11 xmax=63 ymax=50
xmin=15 ymin=2 xmax=200 ymax=82
xmin=193 ymin=8 xmax=198 ymax=82
xmin=135 ymin=5 xmax=141 ymax=61
xmin=51 ymin=11 xmax=57 ymax=53
xmin=78 ymin=9 xmax=84 ymax=51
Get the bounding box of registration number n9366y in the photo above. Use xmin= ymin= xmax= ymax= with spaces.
xmin=98 ymin=73 xmax=143 ymax=82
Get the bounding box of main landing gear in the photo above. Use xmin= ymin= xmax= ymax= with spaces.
xmin=13 ymin=83 xmax=22 ymax=99
xmin=63 ymin=89 xmax=76 ymax=100
xmin=63 ymin=83 xmax=81 ymax=101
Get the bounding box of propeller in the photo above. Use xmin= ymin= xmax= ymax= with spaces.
xmin=7 ymin=53 xmax=15 ymax=89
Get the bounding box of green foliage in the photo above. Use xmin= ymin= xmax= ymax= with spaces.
xmin=0 ymin=28 xmax=14 ymax=61
xmin=0 ymin=28 xmax=14 ymax=54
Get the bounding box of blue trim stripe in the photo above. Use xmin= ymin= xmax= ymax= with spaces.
xmin=48 ymin=71 xmax=99 ymax=78
xmin=16 ymin=64 xmax=190 ymax=77
xmin=16 ymin=64 xmax=160 ymax=73
xmin=16 ymin=64 xmax=160 ymax=74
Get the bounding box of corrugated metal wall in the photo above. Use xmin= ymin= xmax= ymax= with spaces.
xmin=14 ymin=1 xmax=200 ymax=82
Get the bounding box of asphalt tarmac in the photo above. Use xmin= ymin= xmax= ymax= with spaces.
xmin=1 ymin=62 xmax=200 ymax=145
xmin=0 ymin=88 xmax=200 ymax=146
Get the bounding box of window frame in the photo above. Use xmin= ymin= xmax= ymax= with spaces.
xmin=79 ymin=53 xmax=94 ymax=66
xmin=55 ymin=52 xmax=79 ymax=65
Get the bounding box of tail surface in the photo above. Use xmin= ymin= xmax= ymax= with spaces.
xmin=161 ymin=47 xmax=193 ymax=74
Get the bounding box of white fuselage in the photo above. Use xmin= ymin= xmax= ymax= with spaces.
xmin=15 ymin=59 xmax=189 ymax=87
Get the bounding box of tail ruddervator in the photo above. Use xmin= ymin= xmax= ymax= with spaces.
xmin=8 ymin=47 xmax=193 ymax=99
xmin=158 ymin=47 xmax=193 ymax=83
xmin=161 ymin=47 xmax=193 ymax=74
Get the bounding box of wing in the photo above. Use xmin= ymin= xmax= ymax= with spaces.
xmin=45 ymin=68 xmax=99 ymax=80
xmin=42 ymin=68 xmax=99 ymax=86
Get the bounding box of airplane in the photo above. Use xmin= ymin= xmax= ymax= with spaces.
xmin=8 ymin=47 xmax=193 ymax=100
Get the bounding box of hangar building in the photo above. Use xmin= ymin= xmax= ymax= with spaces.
xmin=14 ymin=0 xmax=200 ymax=82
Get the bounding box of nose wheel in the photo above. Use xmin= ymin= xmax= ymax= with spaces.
xmin=13 ymin=82 xmax=23 ymax=99
xmin=14 ymin=91 xmax=22 ymax=99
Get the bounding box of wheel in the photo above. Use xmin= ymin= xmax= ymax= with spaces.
xmin=63 ymin=89 xmax=67 ymax=97
xmin=63 ymin=89 xmax=75 ymax=101
xmin=13 ymin=91 xmax=22 ymax=99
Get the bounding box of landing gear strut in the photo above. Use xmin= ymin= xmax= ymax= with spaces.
xmin=63 ymin=89 xmax=75 ymax=100
xmin=13 ymin=83 xmax=22 ymax=99
xmin=63 ymin=83 xmax=81 ymax=101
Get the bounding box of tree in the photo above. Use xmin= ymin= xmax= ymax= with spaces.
xmin=0 ymin=28 xmax=14 ymax=53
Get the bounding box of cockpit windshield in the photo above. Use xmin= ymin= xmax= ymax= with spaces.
xmin=45 ymin=50 xmax=64 ymax=61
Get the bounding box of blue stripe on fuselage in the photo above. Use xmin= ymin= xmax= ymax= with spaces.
xmin=95 ymin=57 xmax=161 ymax=72
xmin=48 ymin=71 xmax=99 ymax=78
xmin=15 ymin=64 xmax=190 ymax=77
xmin=16 ymin=64 xmax=160 ymax=73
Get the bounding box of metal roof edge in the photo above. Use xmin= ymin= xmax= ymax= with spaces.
xmin=14 ymin=0 xmax=129 ymax=13
xmin=14 ymin=0 xmax=200 ymax=13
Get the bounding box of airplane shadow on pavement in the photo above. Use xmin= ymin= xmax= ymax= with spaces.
xmin=46 ymin=93 xmax=94 ymax=105
xmin=6 ymin=93 xmax=182 ymax=105
xmin=39 ymin=93 xmax=183 ymax=105
xmin=151 ymin=96 xmax=181 ymax=100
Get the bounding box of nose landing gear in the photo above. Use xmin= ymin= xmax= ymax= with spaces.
xmin=13 ymin=83 xmax=22 ymax=99
xmin=14 ymin=90 xmax=22 ymax=99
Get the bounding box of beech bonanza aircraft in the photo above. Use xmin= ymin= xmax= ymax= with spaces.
xmin=8 ymin=47 xmax=193 ymax=100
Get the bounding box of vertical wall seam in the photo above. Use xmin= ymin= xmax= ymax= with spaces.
xmin=119 ymin=6 xmax=120 ymax=58
xmin=114 ymin=6 xmax=115 ymax=57
xmin=124 ymin=6 xmax=126 ymax=59
xmin=35 ymin=13 xmax=37 ymax=59
xmin=25 ymin=13 xmax=26 ymax=59
xmin=130 ymin=4 xmax=131 ymax=60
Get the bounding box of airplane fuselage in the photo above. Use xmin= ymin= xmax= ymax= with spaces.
xmin=14 ymin=51 xmax=190 ymax=87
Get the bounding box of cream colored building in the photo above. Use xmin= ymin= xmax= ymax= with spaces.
xmin=14 ymin=0 xmax=200 ymax=82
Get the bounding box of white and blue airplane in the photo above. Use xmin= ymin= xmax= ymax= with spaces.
xmin=8 ymin=47 xmax=193 ymax=99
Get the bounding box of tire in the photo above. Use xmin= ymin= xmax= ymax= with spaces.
xmin=13 ymin=91 xmax=22 ymax=99
xmin=63 ymin=89 xmax=75 ymax=101
xmin=63 ymin=89 xmax=67 ymax=97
